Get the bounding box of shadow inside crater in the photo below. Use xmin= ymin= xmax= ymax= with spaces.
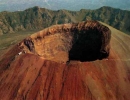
xmin=69 ymin=28 xmax=109 ymax=62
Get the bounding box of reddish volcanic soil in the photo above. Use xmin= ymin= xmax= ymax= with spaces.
xmin=0 ymin=21 xmax=130 ymax=100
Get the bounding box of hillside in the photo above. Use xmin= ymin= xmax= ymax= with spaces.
xmin=0 ymin=6 xmax=130 ymax=35
xmin=0 ymin=21 xmax=130 ymax=100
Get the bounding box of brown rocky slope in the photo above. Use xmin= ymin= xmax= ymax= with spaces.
xmin=0 ymin=21 xmax=130 ymax=100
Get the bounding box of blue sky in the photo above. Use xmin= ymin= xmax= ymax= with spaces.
xmin=0 ymin=0 xmax=130 ymax=12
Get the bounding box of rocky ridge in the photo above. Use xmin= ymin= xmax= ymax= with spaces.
xmin=0 ymin=6 xmax=130 ymax=35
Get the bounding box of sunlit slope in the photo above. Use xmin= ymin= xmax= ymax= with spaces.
xmin=100 ymin=21 xmax=130 ymax=60
xmin=0 ymin=22 xmax=130 ymax=100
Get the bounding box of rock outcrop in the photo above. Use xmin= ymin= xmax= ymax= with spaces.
xmin=18 ymin=21 xmax=111 ymax=62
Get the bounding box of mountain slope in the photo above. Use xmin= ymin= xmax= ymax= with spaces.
xmin=0 ymin=21 xmax=130 ymax=100
xmin=0 ymin=6 xmax=130 ymax=35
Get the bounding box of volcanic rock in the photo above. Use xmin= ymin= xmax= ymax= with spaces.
xmin=19 ymin=20 xmax=111 ymax=63
xmin=0 ymin=21 xmax=130 ymax=100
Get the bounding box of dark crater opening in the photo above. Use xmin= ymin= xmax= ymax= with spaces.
xmin=69 ymin=28 xmax=107 ymax=62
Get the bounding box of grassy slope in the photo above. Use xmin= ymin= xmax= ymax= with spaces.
xmin=0 ymin=6 xmax=130 ymax=35
xmin=0 ymin=30 xmax=40 ymax=58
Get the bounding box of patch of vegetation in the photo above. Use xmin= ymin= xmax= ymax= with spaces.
xmin=0 ymin=6 xmax=130 ymax=35
xmin=0 ymin=30 xmax=39 ymax=56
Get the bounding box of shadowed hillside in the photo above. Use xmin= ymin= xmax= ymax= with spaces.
xmin=0 ymin=6 xmax=130 ymax=35
xmin=0 ymin=21 xmax=130 ymax=100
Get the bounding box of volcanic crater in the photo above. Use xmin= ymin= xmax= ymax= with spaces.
xmin=19 ymin=21 xmax=111 ymax=63
xmin=1 ymin=21 xmax=130 ymax=100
